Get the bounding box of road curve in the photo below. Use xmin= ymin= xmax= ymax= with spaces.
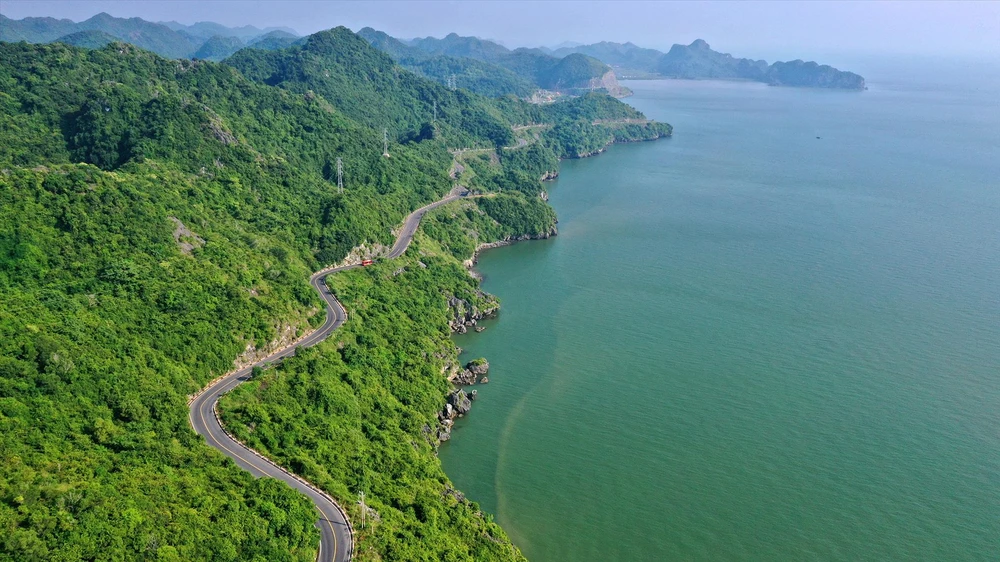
xmin=189 ymin=189 xmax=467 ymax=562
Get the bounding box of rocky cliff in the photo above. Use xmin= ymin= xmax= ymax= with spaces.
xmin=586 ymin=69 xmax=632 ymax=98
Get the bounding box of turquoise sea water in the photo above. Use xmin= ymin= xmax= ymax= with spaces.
xmin=441 ymin=63 xmax=1000 ymax=561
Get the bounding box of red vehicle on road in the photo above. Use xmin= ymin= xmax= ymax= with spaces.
xmin=361 ymin=259 xmax=375 ymax=266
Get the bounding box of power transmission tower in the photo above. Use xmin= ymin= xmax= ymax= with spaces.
xmin=448 ymin=74 xmax=457 ymax=91
xmin=336 ymin=157 xmax=343 ymax=193
xmin=382 ymin=128 xmax=389 ymax=157
xmin=359 ymin=491 xmax=366 ymax=529
xmin=433 ymin=100 xmax=437 ymax=122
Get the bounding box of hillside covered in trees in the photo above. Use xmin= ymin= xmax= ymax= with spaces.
xmin=358 ymin=28 xmax=628 ymax=97
xmin=0 ymin=25 xmax=670 ymax=561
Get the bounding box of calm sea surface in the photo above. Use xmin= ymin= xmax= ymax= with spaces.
xmin=441 ymin=61 xmax=1000 ymax=561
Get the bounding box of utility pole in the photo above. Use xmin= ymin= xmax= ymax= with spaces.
xmin=336 ymin=157 xmax=343 ymax=193
xmin=382 ymin=128 xmax=389 ymax=157
xmin=359 ymin=491 xmax=366 ymax=529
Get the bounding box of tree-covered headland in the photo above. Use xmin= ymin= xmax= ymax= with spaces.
xmin=0 ymin=26 xmax=669 ymax=561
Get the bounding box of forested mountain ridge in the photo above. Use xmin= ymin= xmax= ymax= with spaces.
xmin=1 ymin=12 xmax=199 ymax=58
xmin=2 ymin=12 xmax=863 ymax=90
xmin=547 ymin=40 xmax=667 ymax=73
xmin=0 ymin=12 xmax=301 ymax=60
xmin=357 ymin=27 xmax=537 ymax=98
xmin=359 ymin=28 xmax=629 ymax=97
xmin=226 ymin=27 xmax=516 ymax=147
xmin=47 ymin=29 xmax=120 ymax=50
xmin=0 ymin=28 xmax=670 ymax=560
xmin=159 ymin=19 xmax=297 ymax=41
xmin=192 ymin=35 xmax=250 ymax=61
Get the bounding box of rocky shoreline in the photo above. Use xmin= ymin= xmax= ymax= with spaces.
xmin=573 ymin=130 xmax=671 ymax=158
xmin=435 ymin=358 xmax=490 ymax=443
xmin=432 ymin=129 xmax=665 ymax=445
xmin=461 ymin=229 xmax=557 ymax=270
xmin=432 ymin=229 xmax=557 ymax=446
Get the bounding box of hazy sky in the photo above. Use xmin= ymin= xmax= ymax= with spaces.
xmin=2 ymin=1 xmax=998 ymax=61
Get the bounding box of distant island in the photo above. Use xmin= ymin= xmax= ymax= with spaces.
xmin=546 ymin=39 xmax=866 ymax=90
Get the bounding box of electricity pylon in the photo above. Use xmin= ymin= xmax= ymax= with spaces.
xmin=382 ymin=128 xmax=389 ymax=157
xmin=336 ymin=157 xmax=343 ymax=193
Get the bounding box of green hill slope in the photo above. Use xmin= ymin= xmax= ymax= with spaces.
xmin=396 ymin=31 xmax=615 ymax=94
xmin=0 ymin=13 xmax=79 ymax=42
xmin=248 ymin=30 xmax=303 ymax=51
xmin=52 ymin=29 xmax=121 ymax=49
xmin=357 ymin=27 xmax=535 ymax=98
xmin=0 ymin=39 xmax=497 ymax=560
xmin=226 ymin=27 xmax=516 ymax=147
xmin=193 ymin=34 xmax=246 ymax=61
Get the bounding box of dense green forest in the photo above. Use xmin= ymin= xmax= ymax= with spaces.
xmin=401 ymin=32 xmax=614 ymax=92
xmin=357 ymin=28 xmax=622 ymax=97
xmin=0 ymin=28 xmax=669 ymax=561
xmin=219 ymin=229 xmax=529 ymax=561
xmin=356 ymin=28 xmax=536 ymax=98
xmin=225 ymin=28 xmax=518 ymax=149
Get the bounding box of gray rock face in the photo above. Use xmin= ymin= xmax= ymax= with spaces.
xmin=446 ymin=292 xmax=500 ymax=333
xmin=452 ymin=357 xmax=490 ymax=385
xmin=448 ymin=390 xmax=472 ymax=416
xmin=465 ymin=359 xmax=489 ymax=377
xmin=454 ymin=369 xmax=477 ymax=385
xmin=443 ymin=485 xmax=466 ymax=503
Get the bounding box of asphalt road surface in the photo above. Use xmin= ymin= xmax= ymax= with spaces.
xmin=189 ymin=189 xmax=466 ymax=562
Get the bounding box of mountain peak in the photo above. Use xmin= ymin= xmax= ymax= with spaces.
xmin=85 ymin=12 xmax=116 ymax=23
xmin=689 ymin=39 xmax=710 ymax=50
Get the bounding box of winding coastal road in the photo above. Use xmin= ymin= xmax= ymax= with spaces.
xmin=189 ymin=188 xmax=468 ymax=562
